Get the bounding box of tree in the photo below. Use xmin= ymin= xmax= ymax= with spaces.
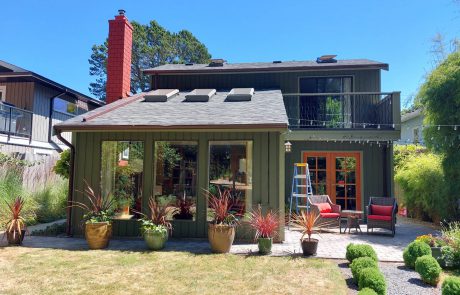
xmin=89 ymin=20 xmax=211 ymax=100
xmin=53 ymin=149 xmax=70 ymax=179
xmin=417 ymin=51 xmax=460 ymax=219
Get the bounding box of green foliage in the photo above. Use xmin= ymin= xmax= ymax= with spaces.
xmin=53 ymin=149 xmax=70 ymax=179
xmin=418 ymin=51 xmax=460 ymax=219
xmin=395 ymin=152 xmax=447 ymax=220
xmin=140 ymin=220 xmax=168 ymax=236
xmin=415 ymin=255 xmax=442 ymax=285
xmin=346 ymin=243 xmax=378 ymax=263
xmin=442 ymin=276 xmax=460 ymax=295
xmin=350 ymin=257 xmax=379 ymax=283
xmin=89 ymin=20 xmax=211 ymax=100
xmin=358 ymin=267 xmax=386 ymax=295
xmin=403 ymin=241 xmax=432 ymax=269
xmin=32 ymin=179 xmax=68 ymax=223
xmin=441 ymin=222 xmax=460 ymax=268
xmin=357 ymin=288 xmax=378 ymax=295
xmin=393 ymin=144 xmax=427 ymax=172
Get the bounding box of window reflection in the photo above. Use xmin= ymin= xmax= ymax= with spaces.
xmin=154 ymin=141 xmax=198 ymax=221
xmin=208 ymin=141 xmax=253 ymax=219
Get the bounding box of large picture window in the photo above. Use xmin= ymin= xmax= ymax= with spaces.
xmin=208 ymin=141 xmax=253 ymax=219
xmin=101 ymin=141 xmax=144 ymax=218
xmin=154 ymin=141 xmax=198 ymax=221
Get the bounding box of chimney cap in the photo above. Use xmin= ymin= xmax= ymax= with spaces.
xmin=118 ymin=9 xmax=126 ymax=16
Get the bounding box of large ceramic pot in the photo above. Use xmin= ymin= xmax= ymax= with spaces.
xmin=85 ymin=222 xmax=112 ymax=250
xmin=208 ymin=223 xmax=235 ymax=253
xmin=6 ymin=229 xmax=26 ymax=246
xmin=431 ymin=246 xmax=446 ymax=268
xmin=301 ymin=238 xmax=318 ymax=256
xmin=144 ymin=230 xmax=168 ymax=250
xmin=258 ymin=237 xmax=273 ymax=255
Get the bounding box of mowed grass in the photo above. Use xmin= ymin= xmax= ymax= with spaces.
xmin=0 ymin=247 xmax=347 ymax=295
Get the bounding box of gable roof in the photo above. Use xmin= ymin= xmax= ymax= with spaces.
xmin=55 ymin=89 xmax=288 ymax=131
xmin=0 ymin=60 xmax=104 ymax=107
xmin=144 ymin=59 xmax=389 ymax=75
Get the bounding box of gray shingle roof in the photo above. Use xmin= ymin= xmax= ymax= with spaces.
xmin=55 ymin=89 xmax=288 ymax=131
xmin=144 ymin=59 xmax=389 ymax=74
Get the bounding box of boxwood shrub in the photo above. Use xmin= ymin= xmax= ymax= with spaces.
xmin=442 ymin=276 xmax=460 ymax=295
xmin=415 ymin=255 xmax=442 ymax=286
xmin=358 ymin=288 xmax=378 ymax=295
xmin=350 ymin=257 xmax=379 ymax=283
xmin=403 ymin=241 xmax=431 ymax=269
xmin=358 ymin=267 xmax=387 ymax=295
xmin=346 ymin=243 xmax=378 ymax=263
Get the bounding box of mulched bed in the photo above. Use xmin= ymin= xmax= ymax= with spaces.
xmin=338 ymin=260 xmax=441 ymax=295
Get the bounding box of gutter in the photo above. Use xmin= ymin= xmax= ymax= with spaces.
xmin=48 ymin=91 xmax=67 ymax=145
xmin=55 ymin=128 xmax=75 ymax=237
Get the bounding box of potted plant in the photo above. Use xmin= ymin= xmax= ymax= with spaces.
xmin=248 ymin=206 xmax=279 ymax=255
xmin=206 ymin=188 xmax=239 ymax=253
xmin=70 ymin=182 xmax=115 ymax=250
xmin=173 ymin=193 xmax=194 ymax=220
xmin=140 ymin=197 xmax=177 ymax=250
xmin=292 ymin=210 xmax=321 ymax=256
xmin=416 ymin=234 xmax=448 ymax=266
xmin=4 ymin=196 xmax=27 ymax=246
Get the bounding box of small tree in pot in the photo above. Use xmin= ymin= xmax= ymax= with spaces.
xmin=206 ymin=188 xmax=239 ymax=253
xmin=70 ymin=182 xmax=115 ymax=250
xmin=292 ymin=210 xmax=322 ymax=256
xmin=3 ymin=197 xmax=27 ymax=246
xmin=248 ymin=206 xmax=279 ymax=255
xmin=140 ymin=197 xmax=177 ymax=250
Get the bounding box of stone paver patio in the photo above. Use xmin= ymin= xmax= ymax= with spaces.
xmin=0 ymin=217 xmax=438 ymax=262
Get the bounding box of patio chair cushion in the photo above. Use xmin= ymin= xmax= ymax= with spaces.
xmin=367 ymin=214 xmax=392 ymax=221
xmin=370 ymin=205 xmax=393 ymax=216
xmin=320 ymin=212 xmax=340 ymax=218
xmin=316 ymin=203 xmax=332 ymax=213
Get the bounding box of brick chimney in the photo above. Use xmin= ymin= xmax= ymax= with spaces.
xmin=106 ymin=9 xmax=133 ymax=104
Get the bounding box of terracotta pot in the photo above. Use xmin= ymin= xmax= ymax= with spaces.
xmin=144 ymin=230 xmax=168 ymax=250
xmin=258 ymin=237 xmax=273 ymax=255
xmin=6 ymin=229 xmax=26 ymax=246
xmin=208 ymin=223 xmax=235 ymax=253
xmin=301 ymin=238 xmax=318 ymax=256
xmin=122 ymin=205 xmax=130 ymax=216
xmin=85 ymin=222 xmax=112 ymax=250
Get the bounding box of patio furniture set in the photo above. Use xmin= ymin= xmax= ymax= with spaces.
xmin=308 ymin=195 xmax=397 ymax=236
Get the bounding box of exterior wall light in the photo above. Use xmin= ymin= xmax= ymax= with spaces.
xmin=285 ymin=141 xmax=292 ymax=153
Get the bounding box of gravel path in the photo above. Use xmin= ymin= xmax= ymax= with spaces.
xmin=338 ymin=261 xmax=441 ymax=295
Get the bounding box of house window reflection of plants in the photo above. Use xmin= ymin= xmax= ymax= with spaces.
xmin=154 ymin=142 xmax=198 ymax=221
xmin=101 ymin=141 xmax=144 ymax=219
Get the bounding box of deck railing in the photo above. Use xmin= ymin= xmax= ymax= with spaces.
xmin=283 ymin=92 xmax=397 ymax=130
xmin=0 ymin=102 xmax=33 ymax=139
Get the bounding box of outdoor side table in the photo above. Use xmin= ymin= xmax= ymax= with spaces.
xmin=340 ymin=210 xmax=364 ymax=234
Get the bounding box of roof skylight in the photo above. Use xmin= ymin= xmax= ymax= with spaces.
xmin=144 ymin=89 xmax=179 ymax=102
xmin=226 ymin=88 xmax=254 ymax=101
xmin=185 ymin=89 xmax=216 ymax=102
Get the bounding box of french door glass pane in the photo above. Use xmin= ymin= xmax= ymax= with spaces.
xmin=307 ymin=157 xmax=316 ymax=169
xmin=347 ymin=171 xmax=356 ymax=184
xmin=317 ymin=157 xmax=326 ymax=169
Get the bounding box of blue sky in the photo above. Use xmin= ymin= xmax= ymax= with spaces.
xmin=1 ymin=1 xmax=459 ymax=106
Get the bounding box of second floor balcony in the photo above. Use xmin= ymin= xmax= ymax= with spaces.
xmin=0 ymin=102 xmax=33 ymax=139
xmin=283 ymin=92 xmax=400 ymax=130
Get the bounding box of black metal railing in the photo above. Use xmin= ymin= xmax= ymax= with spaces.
xmin=0 ymin=102 xmax=33 ymax=139
xmin=283 ymin=92 xmax=396 ymax=130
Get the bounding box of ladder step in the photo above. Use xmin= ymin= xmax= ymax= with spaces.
xmin=297 ymin=205 xmax=309 ymax=209
xmin=294 ymin=174 xmax=307 ymax=179
xmin=296 ymin=185 xmax=307 ymax=188
xmin=293 ymin=193 xmax=309 ymax=198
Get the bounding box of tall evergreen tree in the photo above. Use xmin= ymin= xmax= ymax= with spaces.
xmin=89 ymin=20 xmax=211 ymax=100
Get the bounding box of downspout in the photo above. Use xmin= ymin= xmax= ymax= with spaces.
xmin=48 ymin=91 xmax=67 ymax=145
xmin=55 ymin=127 xmax=75 ymax=236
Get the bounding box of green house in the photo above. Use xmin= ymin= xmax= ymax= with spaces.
xmin=55 ymin=13 xmax=400 ymax=241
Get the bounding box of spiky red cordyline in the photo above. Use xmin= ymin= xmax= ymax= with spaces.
xmin=248 ymin=206 xmax=279 ymax=239
xmin=204 ymin=188 xmax=238 ymax=226
xmin=4 ymin=196 xmax=26 ymax=239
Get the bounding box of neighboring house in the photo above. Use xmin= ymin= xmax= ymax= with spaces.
xmin=0 ymin=60 xmax=103 ymax=157
xmin=398 ymin=108 xmax=424 ymax=145
xmin=55 ymin=11 xmax=401 ymax=239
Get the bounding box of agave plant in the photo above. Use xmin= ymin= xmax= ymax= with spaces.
xmin=292 ymin=210 xmax=321 ymax=241
xmin=4 ymin=196 xmax=27 ymax=239
xmin=248 ymin=206 xmax=280 ymax=240
xmin=70 ymin=181 xmax=115 ymax=223
xmin=205 ymin=188 xmax=239 ymax=226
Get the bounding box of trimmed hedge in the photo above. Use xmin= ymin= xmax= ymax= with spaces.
xmin=346 ymin=243 xmax=378 ymax=263
xmin=442 ymin=276 xmax=460 ymax=295
xmin=358 ymin=288 xmax=378 ymax=295
xmin=358 ymin=267 xmax=387 ymax=295
xmin=350 ymin=257 xmax=379 ymax=283
xmin=403 ymin=241 xmax=431 ymax=269
xmin=415 ymin=255 xmax=441 ymax=285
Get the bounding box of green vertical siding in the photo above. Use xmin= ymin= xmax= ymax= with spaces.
xmin=71 ymin=130 xmax=284 ymax=240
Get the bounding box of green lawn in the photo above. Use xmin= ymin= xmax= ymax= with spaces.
xmin=0 ymin=247 xmax=347 ymax=295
